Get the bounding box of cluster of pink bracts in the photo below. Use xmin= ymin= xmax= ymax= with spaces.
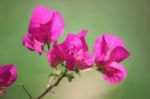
xmin=23 ymin=5 xmax=130 ymax=83
xmin=0 ymin=5 xmax=130 ymax=96
xmin=0 ymin=64 xmax=17 ymax=96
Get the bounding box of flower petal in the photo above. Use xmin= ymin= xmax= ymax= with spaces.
xmin=102 ymin=34 xmax=124 ymax=50
xmin=47 ymin=43 xmax=64 ymax=68
xmin=50 ymin=12 xmax=65 ymax=42
xmin=66 ymin=55 xmax=75 ymax=70
xmin=33 ymin=39 xmax=44 ymax=55
xmin=77 ymin=29 xmax=88 ymax=51
xmin=23 ymin=34 xmax=34 ymax=50
xmin=111 ymin=46 xmax=130 ymax=62
xmin=59 ymin=33 xmax=82 ymax=53
xmin=103 ymin=61 xmax=127 ymax=84
xmin=29 ymin=6 xmax=53 ymax=33
xmin=94 ymin=34 xmax=125 ymax=63
xmin=76 ymin=52 xmax=95 ymax=70
xmin=94 ymin=35 xmax=107 ymax=63
xmin=23 ymin=34 xmax=44 ymax=55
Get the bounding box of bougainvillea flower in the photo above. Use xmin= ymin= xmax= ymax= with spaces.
xmin=94 ymin=34 xmax=130 ymax=84
xmin=47 ymin=29 xmax=94 ymax=70
xmin=23 ymin=6 xmax=64 ymax=54
xmin=0 ymin=64 xmax=17 ymax=96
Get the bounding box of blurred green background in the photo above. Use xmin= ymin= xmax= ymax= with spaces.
xmin=0 ymin=0 xmax=150 ymax=99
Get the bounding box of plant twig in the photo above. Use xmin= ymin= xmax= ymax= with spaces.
xmin=20 ymin=84 xmax=33 ymax=99
xmin=36 ymin=69 xmax=67 ymax=99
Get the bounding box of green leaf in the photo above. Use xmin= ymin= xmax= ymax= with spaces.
xmin=55 ymin=69 xmax=62 ymax=75
xmin=66 ymin=73 xmax=75 ymax=82
xmin=74 ymin=69 xmax=81 ymax=77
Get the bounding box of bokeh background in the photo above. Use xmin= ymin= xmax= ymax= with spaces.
xmin=0 ymin=0 xmax=150 ymax=99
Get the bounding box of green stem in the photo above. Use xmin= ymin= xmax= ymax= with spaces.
xmin=36 ymin=69 xmax=67 ymax=99
xmin=20 ymin=84 xmax=33 ymax=99
xmin=47 ymin=43 xmax=51 ymax=50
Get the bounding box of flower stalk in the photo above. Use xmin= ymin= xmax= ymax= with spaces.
xmin=20 ymin=84 xmax=33 ymax=99
xmin=36 ymin=69 xmax=67 ymax=99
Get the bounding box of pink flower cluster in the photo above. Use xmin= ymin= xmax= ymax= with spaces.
xmin=23 ymin=6 xmax=130 ymax=84
xmin=0 ymin=5 xmax=131 ymax=97
xmin=94 ymin=35 xmax=130 ymax=83
xmin=23 ymin=6 xmax=64 ymax=54
xmin=47 ymin=29 xmax=95 ymax=70
xmin=0 ymin=64 xmax=17 ymax=96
